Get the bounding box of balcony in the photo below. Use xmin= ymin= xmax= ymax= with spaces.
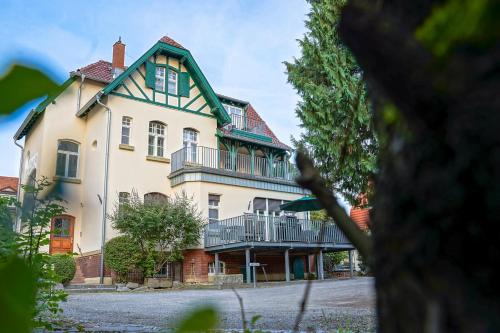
xmin=204 ymin=214 xmax=353 ymax=251
xmin=171 ymin=146 xmax=298 ymax=182
xmin=224 ymin=113 xmax=267 ymax=136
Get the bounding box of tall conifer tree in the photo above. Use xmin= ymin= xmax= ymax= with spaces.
xmin=285 ymin=0 xmax=377 ymax=204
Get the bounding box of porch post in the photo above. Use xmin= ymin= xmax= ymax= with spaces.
xmin=348 ymin=250 xmax=354 ymax=278
xmin=245 ymin=248 xmax=251 ymax=284
xmin=305 ymin=254 xmax=311 ymax=277
xmin=318 ymin=250 xmax=324 ymax=280
xmin=214 ymin=253 xmax=220 ymax=276
xmin=284 ymin=249 xmax=290 ymax=282
xmin=250 ymin=148 xmax=255 ymax=175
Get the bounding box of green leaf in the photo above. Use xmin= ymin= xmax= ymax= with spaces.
xmin=0 ymin=64 xmax=59 ymax=115
xmin=250 ymin=315 xmax=262 ymax=326
xmin=0 ymin=256 xmax=37 ymax=333
xmin=175 ymin=306 xmax=218 ymax=333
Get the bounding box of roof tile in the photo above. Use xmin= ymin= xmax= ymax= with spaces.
xmin=0 ymin=176 xmax=18 ymax=192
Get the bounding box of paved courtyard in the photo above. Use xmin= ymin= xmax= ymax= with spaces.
xmin=61 ymin=277 xmax=376 ymax=332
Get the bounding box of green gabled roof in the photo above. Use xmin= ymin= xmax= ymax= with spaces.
xmin=14 ymin=76 xmax=77 ymax=140
xmin=79 ymin=41 xmax=231 ymax=126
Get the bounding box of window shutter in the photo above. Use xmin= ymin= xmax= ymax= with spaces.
xmin=179 ymin=72 xmax=190 ymax=97
xmin=145 ymin=61 xmax=155 ymax=88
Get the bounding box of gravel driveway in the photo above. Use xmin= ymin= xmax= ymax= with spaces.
xmin=61 ymin=277 xmax=376 ymax=332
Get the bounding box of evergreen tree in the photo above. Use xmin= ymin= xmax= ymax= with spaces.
xmin=285 ymin=0 xmax=377 ymax=205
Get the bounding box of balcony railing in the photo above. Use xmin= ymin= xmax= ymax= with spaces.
xmin=224 ymin=113 xmax=266 ymax=135
xmin=204 ymin=214 xmax=351 ymax=248
xmin=171 ymin=146 xmax=298 ymax=181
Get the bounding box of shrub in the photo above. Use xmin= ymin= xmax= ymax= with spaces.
xmin=104 ymin=236 xmax=141 ymax=282
xmin=49 ymin=254 xmax=76 ymax=285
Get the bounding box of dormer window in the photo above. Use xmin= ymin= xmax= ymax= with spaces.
xmin=223 ymin=104 xmax=244 ymax=129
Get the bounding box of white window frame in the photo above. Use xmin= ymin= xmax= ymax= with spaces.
xmin=168 ymin=70 xmax=177 ymax=95
xmin=121 ymin=116 xmax=132 ymax=145
xmin=208 ymin=261 xmax=225 ymax=275
xmin=148 ymin=122 xmax=166 ymax=157
xmin=183 ymin=128 xmax=198 ymax=163
xmin=208 ymin=194 xmax=220 ymax=224
xmin=56 ymin=140 xmax=79 ymax=179
xmin=155 ymin=67 xmax=166 ymax=92
xmin=223 ymin=104 xmax=244 ymax=129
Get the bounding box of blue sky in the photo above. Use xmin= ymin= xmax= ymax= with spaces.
xmin=0 ymin=0 xmax=310 ymax=176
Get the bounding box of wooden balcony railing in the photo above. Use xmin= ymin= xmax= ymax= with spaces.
xmin=171 ymin=146 xmax=298 ymax=181
xmin=204 ymin=214 xmax=351 ymax=248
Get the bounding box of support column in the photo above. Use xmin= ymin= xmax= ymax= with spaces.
xmin=306 ymin=254 xmax=311 ymax=277
xmin=214 ymin=253 xmax=220 ymax=276
xmin=318 ymin=250 xmax=324 ymax=280
xmin=245 ymin=248 xmax=251 ymax=284
xmin=349 ymin=250 xmax=354 ymax=278
xmin=284 ymin=249 xmax=290 ymax=282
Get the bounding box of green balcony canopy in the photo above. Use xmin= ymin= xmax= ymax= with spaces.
xmin=280 ymin=196 xmax=322 ymax=212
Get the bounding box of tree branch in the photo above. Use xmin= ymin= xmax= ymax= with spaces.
xmin=232 ymin=288 xmax=247 ymax=332
xmin=295 ymin=151 xmax=372 ymax=260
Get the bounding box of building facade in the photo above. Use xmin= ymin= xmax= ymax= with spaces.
xmin=14 ymin=36 xmax=351 ymax=284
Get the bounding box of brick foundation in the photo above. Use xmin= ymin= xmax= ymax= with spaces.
xmin=75 ymin=253 xmax=112 ymax=280
xmin=182 ymin=249 xmax=214 ymax=283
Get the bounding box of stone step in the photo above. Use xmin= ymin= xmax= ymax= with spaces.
xmin=65 ymin=284 xmax=117 ymax=294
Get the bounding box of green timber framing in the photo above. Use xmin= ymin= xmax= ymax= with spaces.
xmin=77 ymin=40 xmax=232 ymax=126
xmin=14 ymin=76 xmax=77 ymax=140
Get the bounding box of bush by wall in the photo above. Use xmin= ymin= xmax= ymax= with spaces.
xmin=104 ymin=235 xmax=141 ymax=282
xmin=49 ymin=254 xmax=76 ymax=285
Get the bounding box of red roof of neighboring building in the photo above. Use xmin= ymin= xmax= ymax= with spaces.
xmin=0 ymin=176 xmax=18 ymax=192
xmin=77 ymin=60 xmax=114 ymax=83
xmin=350 ymin=207 xmax=370 ymax=231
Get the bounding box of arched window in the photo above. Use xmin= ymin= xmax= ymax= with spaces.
xmin=144 ymin=192 xmax=167 ymax=204
xmin=56 ymin=140 xmax=79 ymax=178
xmin=208 ymin=261 xmax=225 ymax=275
xmin=148 ymin=121 xmax=166 ymax=157
xmin=183 ymin=128 xmax=198 ymax=162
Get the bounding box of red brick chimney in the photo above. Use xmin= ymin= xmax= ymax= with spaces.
xmin=112 ymin=37 xmax=125 ymax=77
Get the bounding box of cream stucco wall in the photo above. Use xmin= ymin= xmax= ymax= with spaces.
xmin=18 ymin=53 xmax=298 ymax=256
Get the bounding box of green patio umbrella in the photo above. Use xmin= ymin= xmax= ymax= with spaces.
xmin=279 ymin=196 xmax=322 ymax=212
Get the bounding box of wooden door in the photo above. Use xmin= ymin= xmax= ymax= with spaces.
xmin=293 ymin=257 xmax=305 ymax=280
xmin=50 ymin=215 xmax=74 ymax=254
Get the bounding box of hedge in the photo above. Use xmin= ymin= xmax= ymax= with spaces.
xmin=49 ymin=254 xmax=76 ymax=285
xmin=104 ymin=235 xmax=141 ymax=282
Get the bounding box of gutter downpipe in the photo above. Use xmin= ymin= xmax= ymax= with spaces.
xmin=13 ymin=138 xmax=24 ymax=233
xmin=96 ymin=93 xmax=111 ymax=285
xmin=76 ymin=72 xmax=86 ymax=113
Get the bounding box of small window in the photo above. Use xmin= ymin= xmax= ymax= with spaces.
xmin=208 ymin=194 xmax=220 ymax=224
xmin=168 ymin=70 xmax=177 ymax=94
xmin=208 ymin=261 xmax=225 ymax=275
xmin=144 ymin=192 xmax=167 ymax=204
xmin=53 ymin=217 xmax=71 ymax=237
xmin=56 ymin=140 xmax=79 ymax=178
xmin=148 ymin=121 xmax=166 ymax=157
xmin=155 ymin=67 xmax=165 ymax=91
xmin=121 ymin=117 xmax=132 ymax=145
xmin=118 ymin=192 xmax=130 ymax=206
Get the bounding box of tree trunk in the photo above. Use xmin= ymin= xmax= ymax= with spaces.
xmin=339 ymin=1 xmax=500 ymax=331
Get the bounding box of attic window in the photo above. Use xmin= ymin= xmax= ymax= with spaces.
xmin=155 ymin=67 xmax=166 ymax=91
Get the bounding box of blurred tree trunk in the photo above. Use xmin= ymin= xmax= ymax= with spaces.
xmin=338 ymin=1 xmax=500 ymax=331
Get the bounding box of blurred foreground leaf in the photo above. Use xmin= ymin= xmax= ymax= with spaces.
xmin=0 ymin=64 xmax=59 ymax=115
xmin=0 ymin=256 xmax=37 ymax=333
xmin=175 ymin=306 xmax=218 ymax=333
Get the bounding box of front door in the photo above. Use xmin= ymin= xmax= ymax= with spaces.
xmin=50 ymin=215 xmax=74 ymax=254
xmin=293 ymin=257 xmax=305 ymax=280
